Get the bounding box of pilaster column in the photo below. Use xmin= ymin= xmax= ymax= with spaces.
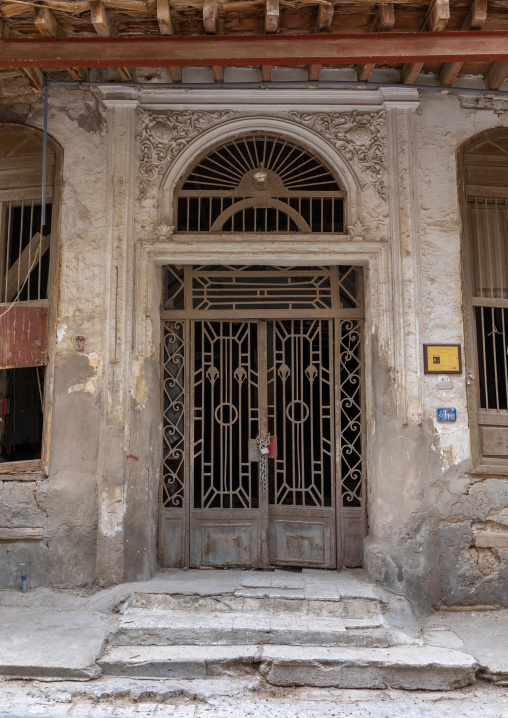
xmin=384 ymin=100 xmax=422 ymax=424
xmin=95 ymin=93 xmax=138 ymax=585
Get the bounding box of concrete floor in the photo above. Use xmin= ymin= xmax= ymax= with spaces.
xmin=0 ymin=681 xmax=508 ymax=717
xmin=0 ymin=569 xmax=507 ymax=715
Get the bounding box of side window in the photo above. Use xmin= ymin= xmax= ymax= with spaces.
xmin=463 ymin=134 xmax=508 ymax=470
xmin=0 ymin=125 xmax=55 ymax=468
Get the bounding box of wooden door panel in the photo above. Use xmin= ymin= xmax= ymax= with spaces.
xmin=481 ymin=426 xmax=508 ymax=457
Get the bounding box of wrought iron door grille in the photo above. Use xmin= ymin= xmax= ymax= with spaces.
xmin=267 ymin=319 xmax=334 ymax=507
xmin=339 ymin=319 xmax=363 ymax=506
xmin=160 ymin=264 xmax=365 ymax=567
xmin=193 ymin=321 xmax=259 ymax=510
xmin=162 ymin=321 xmax=185 ymax=508
xmin=175 ymin=135 xmax=345 ymax=234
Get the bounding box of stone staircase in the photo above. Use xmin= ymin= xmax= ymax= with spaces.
xmin=98 ymin=570 xmax=478 ymax=690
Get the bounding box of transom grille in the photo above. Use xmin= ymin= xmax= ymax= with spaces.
xmin=175 ymin=135 xmax=345 ymax=234
xmin=163 ymin=265 xmax=361 ymax=312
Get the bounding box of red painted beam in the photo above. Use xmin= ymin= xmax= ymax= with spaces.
xmin=0 ymin=32 xmax=507 ymax=69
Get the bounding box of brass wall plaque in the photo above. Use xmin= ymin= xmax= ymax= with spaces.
xmin=423 ymin=344 xmax=462 ymax=374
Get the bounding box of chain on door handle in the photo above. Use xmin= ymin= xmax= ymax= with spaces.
xmin=256 ymin=433 xmax=271 ymax=496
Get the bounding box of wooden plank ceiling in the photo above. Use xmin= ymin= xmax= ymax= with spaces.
xmin=0 ymin=0 xmax=507 ymax=91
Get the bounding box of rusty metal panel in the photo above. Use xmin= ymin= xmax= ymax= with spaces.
xmin=0 ymin=305 xmax=48 ymax=369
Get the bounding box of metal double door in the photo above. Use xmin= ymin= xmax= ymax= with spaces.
xmin=191 ymin=317 xmax=337 ymax=568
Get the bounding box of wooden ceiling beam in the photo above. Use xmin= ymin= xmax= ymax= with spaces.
xmin=265 ymin=0 xmax=279 ymax=33
xmin=315 ymin=1 xmax=334 ymax=32
xmin=0 ymin=17 xmax=12 ymax=38
xmin=307 ymin=1 xmax=334 ymax=82
xmin=20 ymin=67 xmax=45 ymax=91
xmin=156 ymin=0 xmax=181 ymax=83
xmin=2 ymin=14 xmax=46 ymax=91
xmin=157 ymin=0 xmax=174 ymax=35
xmin=357 ymin=3 xmax=394 ymax=82
xmin=34 ymin=4 xmax=88 ymax=82
xmin=90 ymin=0 xmax=116 ymax=37
xmin=402 ymin=0 xmax=449 ymax=84
xmin=1 ymin=32 xmax=508 ymax=70
xmin=308 ymin=64 xmax=322 ymax=81
xmin=34 ymin=4 xmax=64 ymax=37
xmin=469 ymin=0 xmax=488 ymax=29
xmin=213 ymin=65 xmax=224 ymax=82
xmin=440 ymin=0 xmax=487 ymax=87
xmin=486 ymin=61 xmax=508 ymax=90
xmin=203 ymin=0 xmax=218 ymax=34
xmin=90 ymin=1 xmax=132 ymax=82
xmin=262 ymin=0 xmax=279 ymax=81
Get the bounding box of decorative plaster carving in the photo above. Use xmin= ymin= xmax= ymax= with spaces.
xmin=346 ymin=219 xmax=367 ymax=241
xmin=139 ymin=222 xmax=176 ymax=245
xmin=138 ymin=109 xmax=233 ymax=197
xmin=154 ymin=222 xmax=175 ymax=241
xmin=288 ymin=111 xmax=387 ymax=199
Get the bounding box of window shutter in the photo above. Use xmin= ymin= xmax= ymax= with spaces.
xmin=0 ymin=305 xmax=48 ymax=369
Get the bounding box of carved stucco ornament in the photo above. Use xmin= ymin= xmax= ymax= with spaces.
xmin=138 ymin=109 xmax=233 ymax=198
xmin=138 ymin=222 xmax=176 ymax=246
xmin=288 ymin=111 xmax=387 ymax=199
xmin=154 ymin=222 xmax=175 ymax=241
xmin=346 ymin=219 xmax=367 ymax=241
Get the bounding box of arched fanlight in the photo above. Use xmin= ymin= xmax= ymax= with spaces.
xmin=175 ymin=134 xmax=345 ymax=234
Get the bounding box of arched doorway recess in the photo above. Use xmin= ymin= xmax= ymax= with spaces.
xmin=158 ymin=133 xmax=366 ymax=570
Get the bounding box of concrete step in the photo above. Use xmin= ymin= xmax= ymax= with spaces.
xmin=111 ymin=610 xmax=390 ymax=648
xmin=128 ymin=592 xmax=383 ymax=619
xmin=98 ymin=644 xmax=478 ymax=690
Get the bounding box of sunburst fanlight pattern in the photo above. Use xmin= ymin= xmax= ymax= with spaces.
xmin=176 ymin=135 xmax=345 ymax=234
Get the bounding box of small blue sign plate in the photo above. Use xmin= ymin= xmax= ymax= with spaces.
xmin=437 ymin=408 xmax=456 ymax=422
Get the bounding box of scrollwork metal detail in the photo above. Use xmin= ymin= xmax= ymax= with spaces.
xmin=162 ymin=321 xmax=185 ymax=508
xmin=339 ymin=319 xmax=363 ymax=507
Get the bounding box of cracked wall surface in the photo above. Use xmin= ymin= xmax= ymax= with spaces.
xmin=0 ymin=82 xmax=507 ymax=609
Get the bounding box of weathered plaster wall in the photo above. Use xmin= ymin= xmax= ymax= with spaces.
xmin=364 ymin=92 xmax=508 ymax=612
xmin=0 ymin=82 xmax=109 ymax=588
xmin=0 ymin=81 xmax=507 ymax=608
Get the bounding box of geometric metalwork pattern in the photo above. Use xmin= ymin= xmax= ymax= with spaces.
xmin=175 ymin=135 xmax=345 ymax=234
xmin=192 ymin=266 xmax=333 ymax=311
xmin=268 ymin=319 xmax=334 ymax=507
xmin=163 ymin=265 xmax=184 ymax=311
xmin=338 ymin=319 xmax=363 ymax=507
xmin=162 ymin=321 xmax=185 ymax=507
xmin=160 ymin=264 xmax=365 ymax=568
xmin=193 ymin=321 xmax=259 ymax=510
xmin=162 ymin=265 xmax=362 ymax=312
xmin=338 ymin=265 xmax=361 ymax=310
